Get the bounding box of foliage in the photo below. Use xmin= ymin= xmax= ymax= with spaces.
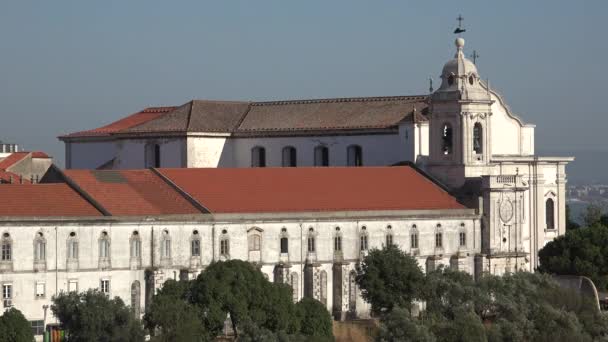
xmin=539 ymin=223 xmax=608 ymax=290
xmin=0 ymin=307 xmax=35 ymax=342
xmin=582 ymin=203 xmax=604 ymax=227
xmin=295 ymin=298 xmax=334 ymax=341
xmin=376 ymin=307 xmax=435 ymax=342
xmin=355 ymin=245 xmax=424 ymax=315
xmin=144 ymin=280 xmax=205 ymax=342
xmin=51 ymin=289 xmax=144 ymax=342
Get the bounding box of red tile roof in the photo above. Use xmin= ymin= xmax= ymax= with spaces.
xmin=30 ymin=152 xmax=51 ymax=158
xmin=0 ymin=184 xmax=101 ymax=217
xmin=0 ymin=152 xmax=29 ymax=170
xmin=62 ymin=169 xmax=200 ymax=216
xmin=0 ymin=170 xmax=30 ymax=184
xmin=59 ymin=107 xmax=176 ymax=138
xmin=157 ymin=166 xmax=463 ymax=214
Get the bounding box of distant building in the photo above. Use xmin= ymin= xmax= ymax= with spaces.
xmin=0 ymin=151 xmax=53 ymax=184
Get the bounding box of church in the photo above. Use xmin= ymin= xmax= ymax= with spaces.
xmin=0 ymin=37 xmax=572 ymax=332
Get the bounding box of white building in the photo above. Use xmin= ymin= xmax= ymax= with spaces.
xmin=0 ymin=36 xmax=572 ymax=337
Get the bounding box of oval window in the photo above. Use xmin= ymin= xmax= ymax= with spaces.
xmin=469 ymin=75 xmax=475 ymax=85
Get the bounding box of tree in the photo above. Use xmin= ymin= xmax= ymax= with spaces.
xmin=295 ymin=298 xmax=333 ymax=341
xmin=0 ymin=307 xmax=34 ymax=342
xmin=188 ymin=260 xmax=299 ymax=338
xmin=582 ymin=203 xmax=604 ymax=227
xmin=51 ymin=290 xmax=144 ymax=342
xmin=376 ymin=307 xmax=435 ymax=342
xmin=355 ymin=245 xmax=424 ymax=315
xmin=144 ymin=280 xmax=206 ymax=342
xmin=539 ymin=224 xmax=608 ymax=290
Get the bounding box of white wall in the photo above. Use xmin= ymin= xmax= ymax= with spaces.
xmin=114 ymin=138 xmax=185 ymax=169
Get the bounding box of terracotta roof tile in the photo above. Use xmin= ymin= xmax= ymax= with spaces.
xmin=0 ymin=170 xmax=30 ymax=184
xmin=0 ymin=152 xmax=29 ymax=170
xmin=0 ymin=184 xmax=101 ymax=217
xmin=157 ymin=166 xmax=463 ymax=214
xmin=59 ymin=106 xmax=175 ymax=138
xmin=63 ymin=169 xmax=201 ymax=216
xmin=30 ymin=152 xmax=51 ymax=158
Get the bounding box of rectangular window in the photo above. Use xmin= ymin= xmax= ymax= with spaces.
xmin=68 ymin=280 xmax=78 ymax=293
xmin=99 ymin=240 xmax=109 ymax=259
xmin=307 ymin=237 xmax=315 ymax=253
xmin=435 ymin=233 xmax=443 ymax=248
xmin=459 ymin=232 xmax=466 ymax=247
xmin=280 ymin=237 xmax=288 ymax=254
xmin=1 ymin=243 xmax=11 ymax=261
xmin=220 ymin=239 xmax=229 ymax=256
xmin=191 ymin=240 xmax=201 ymax=257
xmin=411 ymin=234 xmax=419 ymax=249
xmin=3 ymin=284 xmax=12 ymax=308
xmin=100 ymin=279 xmax=110 ymax=295
xmin=68 ymin=241 xmax=78 ymax=259
xmin=35 ymin=242 xmax=46 ymax=261
xmin=35 ymin=282 xmax=45 ymax=299
xmin=360 ymin=235 xmax=368 ymax=251
xmin=162 ymin=240 xmax=171 ymax=258
xmin=386 ymin=234 xmax=393 ymax=247
xmin=334 ymin=236 xmax=342 ymax=252
xmin=30 ymin=320 xmax=44 ymax=336
xmin=131 ymin=239 xmax=141 ymax=259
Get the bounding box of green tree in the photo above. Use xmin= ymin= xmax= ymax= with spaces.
xmin=539 ymin=224 xmax=608 ymax=290
xmin=51 ymin=290 xmax=144 ymax=342
xmin=0 ymin=307 xmax=35 ymax=342
xmin=295 ymin=298 xmax=333 ymax=341
xmin=355 ymin=245 xmax=424 ymax=315
xmin=376 ymin=307 xmax=435 ymax=342
xmin=582 ymin=203 xmax=604 ymax=227
xmin=144 ymin=280 xmax=206 ymax=342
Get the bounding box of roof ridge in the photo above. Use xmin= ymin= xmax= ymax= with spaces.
xmin=251 ymin=95 xmax=429 ymax=106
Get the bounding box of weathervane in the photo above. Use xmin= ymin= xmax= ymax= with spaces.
xmin=454 ymin=15 xmax=466 ymax=34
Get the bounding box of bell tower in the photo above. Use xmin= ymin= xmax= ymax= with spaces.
xmin=426 ymin=37 xmax=494 ymax=188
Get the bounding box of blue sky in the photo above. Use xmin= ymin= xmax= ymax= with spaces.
xmin=0 ymin=1 xmax=604 ymax=166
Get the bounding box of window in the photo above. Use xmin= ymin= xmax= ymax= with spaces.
xmin=386 ymin=225 xmax=393 ymax=247
xmin=280 ymin=237 xmax=288 ymax=254
xmin=282 ymin=146 xmax=297 ymax=167
xmin=67 ymin=232 xmax=78 ymax=260
xmin=248 ymin=234 xmax=261 ymax=251
xmin=145 ymin=143 xmax=161 ymax=168
xmin=442 ymin=123 xmax=453 ymax=155
xmin=251 ymin=146 xmax=266 ymax=167
xmin=435 ymin=233 xmax=443 ymax=248
xmin=546 ymin=198 xmax=555 ymax=229
xmin=130 ymin=231 xmax=141 ymax=259
xmin=459 ymin=232 xmax=466 ymax=247
xmin=99 ymin=232 xmax=110 ymax=259
xmin=448 ymin=74 xmax=455 ymax=86
xmin=360 ymin=227 xmax=368 ymax=251
xmin=191 ymin=232 xmax=201 ymax=257
xmin=35 ymin=282 xmax=45 ymax=299
xmin=314 ymin=146 xmax=329 ymax=166
xmin=334 ymin=236 xmax=342 ymax=252
xmin=161 ymin=230 xmax=171 ymax=259
xmin=34 ymin=232 xmax=46 ymax=261
xmin=1 ymin=233 xmax=11 ymax=261
xmin=68 ymin=280 xmax=78 ymax=292
xmin=3 ymin=284 xmax=12 ymax=308
xmin=411 ymin=232 xmax=419 ymax=249
xmin=473 ymin=123 xmax=483 ymax=154
xmin=100 ymin=279 xmax=110 ymax=295
xmin=307 ymin=228 xmax=316 ymax=253
xmin=469 ymin=75 xmax=475 ymax=85
xmin=30 ymin=320 xmax=44 ymax=336
xmin=220 ymin=230 xmax=229 ymax=256
xmin=347 ymin=145 xmax=363 ymax=166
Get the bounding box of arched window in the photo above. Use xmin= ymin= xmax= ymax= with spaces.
xmin=67 ymin=232 xmax=78 ymax=260
xmin=546 ymin=198 xmax=555 ymax=230
xmin=280 ymin=228 xmax=289 ymax=254
xmin=347 ymin=145 xmax=363 ymax=166
xmin=410 ymin=225 xmax=419 ymax=249
xmin=334 ymin=235 xmax=342 ymax=252
xmin=359 ymin=226 xmax=368 ymax=251
xmin=448 ymin=74 xmax=455 ymax=86
xmin=220 ymin=230 xmax=230 ymax=257
xmin=442 ymin=123 xmax=453 ymax=155
xmin=34 ymin=232 xmax=46 ymax=262
xmin=161 ymin=230 xmax=171 ymax=259
xmin=1 ymin=233 xmax=11 ymax=262
xmin=307 ymin=228 xmax=316 ymax=253
xmin=99 ymin=231 xmax=110 ymax=259
xmin=251 ymin=146 xmax=266 ymax=167
xmin=191 ymin=230 xmax=201 ymax=257
xmin=282 ymin=146 xmax=297 ymax=167
xmin=130 ymin=231 xmax=141 ymax=259
xmin=459 ymin=231 xmax=467 ymax=247
xmin=435 ymin=232 xmax=443 ymax=248
xmin=145 ymin=143 xmax=161 ymax=168
xmin=385 ymin=225 xmax=394 ymax=247
xmin=473 ymin=123 xmax=483 ymax=154
xmin=314 ymin=146 xmax=329 ymax=167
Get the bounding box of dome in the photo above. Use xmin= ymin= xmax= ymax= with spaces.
xmin=441 ymin=38 xmax=478 ymax=78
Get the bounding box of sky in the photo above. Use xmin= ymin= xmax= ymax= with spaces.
xmin=0 ymin=1 xmax=605 ymax=167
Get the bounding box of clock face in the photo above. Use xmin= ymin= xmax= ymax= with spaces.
xmin=499 ymin=200 xmax=514 ymax=223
